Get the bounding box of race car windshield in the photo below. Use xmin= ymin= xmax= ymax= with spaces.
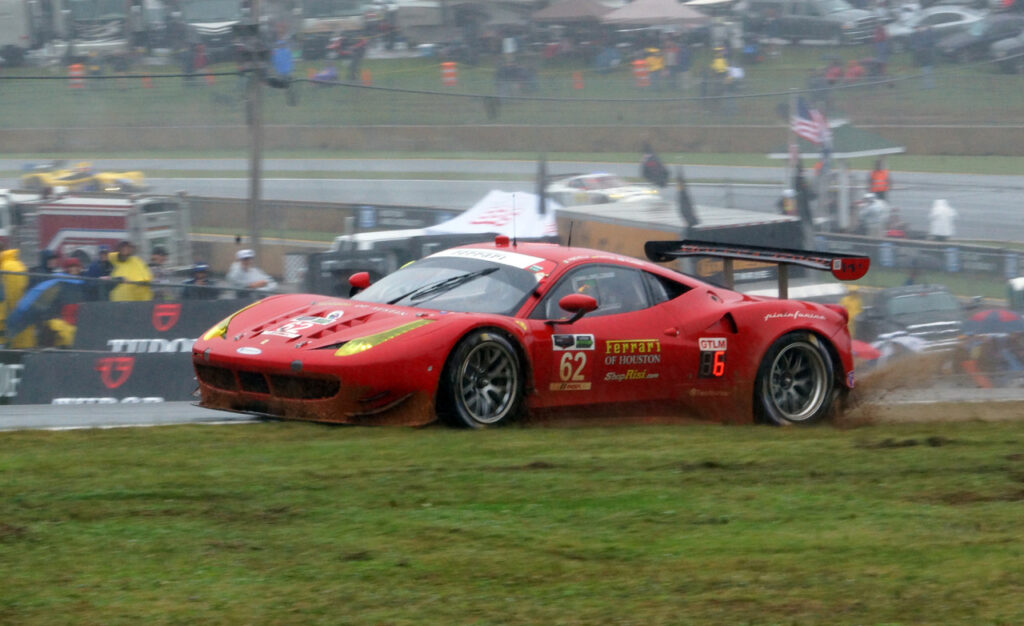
xmin=351 ymin=257 xmax=538 ymax=315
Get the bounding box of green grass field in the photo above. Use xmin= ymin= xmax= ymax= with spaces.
xmin=2 ymin=419 xmax=1022 ymax=624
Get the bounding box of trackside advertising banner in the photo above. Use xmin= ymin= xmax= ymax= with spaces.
xmin=73 ymin=300 xmax=248 ymax=352
xmin=13 ymin=352 xmax=196 ymax=404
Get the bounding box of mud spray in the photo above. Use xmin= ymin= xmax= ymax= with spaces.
xmin=838 ymin=353 xmax=1024 ymax=427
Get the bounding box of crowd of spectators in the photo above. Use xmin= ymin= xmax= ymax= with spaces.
xmin=0 ymin=241 xmax=279 ymax=350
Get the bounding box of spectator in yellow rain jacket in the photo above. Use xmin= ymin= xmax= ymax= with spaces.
xmin=1 ymin=244 xmax=35 ymax=348
xmin=645 ymin=47 xmax=664 ymax=89
xmin=109 ymin=240 xmax=153 ymax=302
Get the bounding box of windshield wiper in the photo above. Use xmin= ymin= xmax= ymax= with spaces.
xmin=387 ymin=267 xmax=499 ymax=305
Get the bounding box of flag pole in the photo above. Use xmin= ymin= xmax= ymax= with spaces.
xmin=787 ymin=88 xmax=798 ymax=191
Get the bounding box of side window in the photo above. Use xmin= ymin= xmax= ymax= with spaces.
xmin=642 ymin=271 xmax=690 ymax=305
xmin=532 ymin=265 xmax=650 ymax=319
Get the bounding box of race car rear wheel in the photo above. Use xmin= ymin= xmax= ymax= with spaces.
xmin=754 ymin=332 xmax=835 ymax=426
xmin=440 ymin=330 xmax=524 ymax=428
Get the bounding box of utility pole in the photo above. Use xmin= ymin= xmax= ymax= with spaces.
xmin=242 ymin=0 xmax=264 ymax=260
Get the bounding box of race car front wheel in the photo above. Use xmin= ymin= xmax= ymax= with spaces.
xmin=440 ymin=330 xmax=524 ymax=428
xmin=754 ymin=332 xmax=835 ymax=426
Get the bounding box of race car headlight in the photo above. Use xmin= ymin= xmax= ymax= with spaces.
xmin=334 ymin=319 xmax=433 ymax=356
xmin=201 ymin=300 xmax=262 ymax=341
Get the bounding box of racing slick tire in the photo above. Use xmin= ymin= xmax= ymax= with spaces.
xmin=754 ymin=332 xmax=836 ymax=426
xmin=439 ymin=329 xmax=524 ymax=428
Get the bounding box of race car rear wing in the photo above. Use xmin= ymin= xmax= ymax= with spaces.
xmin=644 ymin=240 xmax=870 ymax=299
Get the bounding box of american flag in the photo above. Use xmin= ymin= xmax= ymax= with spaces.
xmin=790 ymin=97 xmax=832 ymax=146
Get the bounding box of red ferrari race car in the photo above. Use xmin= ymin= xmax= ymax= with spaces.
xmin=192 ymin=238 xmax=869 ymax=427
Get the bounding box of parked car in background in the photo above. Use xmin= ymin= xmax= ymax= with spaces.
xmin=546 ymin=173 xmax=661 ymax=207
xmin=886 ymin=6 xmax=985 ymax=53
xmin=738 ymin=0 xmax=879 ymax=45
xmin=936 ymin=14 xmax=1024 ymax=62
xmin=858 ymin=284 xmax=966 ymax=353
xmin=990 ymin=30 xmax=1024 ymax=73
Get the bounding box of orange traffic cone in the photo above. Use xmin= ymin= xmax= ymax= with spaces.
xmin=204 ymin=72 xmax=215 ymax=86
xmin=441 ymin=61 xmax=457 ymax=87
xmin=572 ymin=71 xmax=584 ymax=90
xmin=361 ymin=69 xmax=372 ymax=86
xmin=141 ymin=75 xmax=153 ymax=88
xmin=68 ymin=63 xmax=85 ymax=89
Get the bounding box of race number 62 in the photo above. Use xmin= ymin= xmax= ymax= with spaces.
xmin=559 ymin=352 xmax=586 ymax=381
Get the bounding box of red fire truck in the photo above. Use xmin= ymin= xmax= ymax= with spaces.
xmin=0 ymin=189 xmax=191 ymax=267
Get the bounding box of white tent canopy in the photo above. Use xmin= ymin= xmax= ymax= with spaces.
xmin=425 ymin=190 xmax=560 ymax=239
xmin=602 ymin=0 xmax=709 ymax=27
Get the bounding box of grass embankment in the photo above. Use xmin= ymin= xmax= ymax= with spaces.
xmin=2 ymin=421 xmax=1022 ymax=624
xmin=1 ymin=46 xmax=1020 ymax=129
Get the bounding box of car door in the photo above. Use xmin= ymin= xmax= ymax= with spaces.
xmin=523 ymin=264 xmax=685 ymax=409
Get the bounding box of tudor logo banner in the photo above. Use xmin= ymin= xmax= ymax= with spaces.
xmin=13 ymin=352 xmax=196 ymax=404
xmin=96 ymin=356 xmax=135 ymax=389
xmin=152 ymin=303 xmax=182 ymax=332
xmin=74 ymin=300 xmax=244 ymax=350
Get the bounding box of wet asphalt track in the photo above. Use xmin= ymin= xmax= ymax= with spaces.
xmin=3 ymin=158 xmax=1024 ymax=241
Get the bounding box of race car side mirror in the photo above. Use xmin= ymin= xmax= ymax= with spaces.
xmin=348 ymin=272 xmax=371 ymax=290
xmin=548 ymin=293 xmax=598 ymax=325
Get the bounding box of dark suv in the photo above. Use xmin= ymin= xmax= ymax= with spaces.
xmin=740 ymin=0 xmax=879 ymax=45
xmin=858 ymin=284 xmax=966 ymax=352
